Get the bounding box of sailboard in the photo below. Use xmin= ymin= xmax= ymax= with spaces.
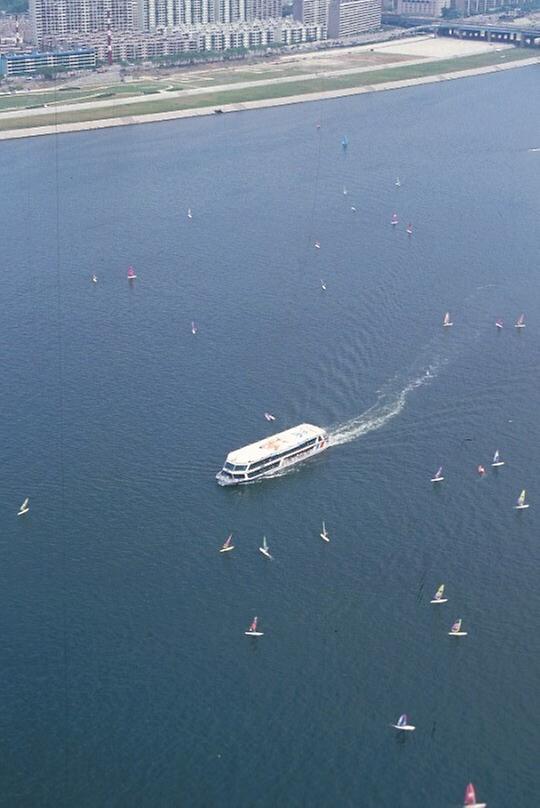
xmin=495 ymin=319 xmax=503 ymax=329
xmin=515 ymin=313 xmax=525 ymax=329
xmin=431 ymin=466 xmax=444 ymax=483
xmin=264 ymin=412 xmax=276 ymax=422
xmin=430 ymin=584 xmax=448 ymax=604
xmin=259 ymin=535 xmax=273 ymax=559
xmin=491 ymin=449 xmax=504 ymax=468
xmin=127 ymin=266 xmax=137 ymax=280
xmin=220 ymin=534 xmax=234 ymax=553
xmin=463 ymin=782 xmax=487 ymax=807
xmin=391 ymin=714 xmax=415 ymax=731
xmin=245 ymin=616 xmax=264 ymax=636
xmin=514 ymin=489 xmax=529 ymax=509
xmin=448 ymin=618 xmax=468 ymax=636
xmin=17 ymin=497 xmax=29 ymax=516
xmin=391 ymin=212 xmax=399 ymax=226
xmin=443 ymin=311 xmax=453 ymax=327
xmin=320 ymin=521 xmax=330 ymax=542
xmin=191 ymin=321 xmax=198 ymax=335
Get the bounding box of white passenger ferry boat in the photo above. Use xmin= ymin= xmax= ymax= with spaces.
xmin=216 ymin=423 xmax=328 ymax=485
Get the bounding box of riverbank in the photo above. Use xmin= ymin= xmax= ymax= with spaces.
xmin=0 ymin=45 xmax=537 ymax=141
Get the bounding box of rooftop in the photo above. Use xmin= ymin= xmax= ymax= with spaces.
xmin=227 ymin=423 xmax=325 ymax=465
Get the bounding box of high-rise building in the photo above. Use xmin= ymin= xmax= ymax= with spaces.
xmin=137 ymin=0 xmax=282 ymax=28
xmin=292 ymin=0 xmax=328 ymax=29
xmin=327 ymin=0 xmax=380 ymax=37
xmin=395 ymin=0 xmax=449 ymax=15
xmin=30 ymin=0 xmax=138 ymax=45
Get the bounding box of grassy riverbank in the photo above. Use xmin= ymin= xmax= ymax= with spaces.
xmin=0 ymin=47 xmax=535 ymax=134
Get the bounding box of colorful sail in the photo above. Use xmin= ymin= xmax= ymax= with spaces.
xmin=223 ymin=534 xmax=232 ymax=549
xmin=127 ymin=266 xmax=136 ymax=279
xmin=435 ymin=584 xmax=445 ymax=601
xmin=249 ymin=617 xmax=258 ymax=632
xmin=464 ymin=783 xmax=477 ymax=805
xmin=450 ymin=619 xmax=462 ymax=633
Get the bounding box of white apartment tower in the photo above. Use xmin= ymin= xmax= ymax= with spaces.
xmin=30 ymin=0 xmax=138 ymax=44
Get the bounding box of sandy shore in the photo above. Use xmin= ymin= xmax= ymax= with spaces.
xmin=0 ymin=54 xmax=537 ymax=142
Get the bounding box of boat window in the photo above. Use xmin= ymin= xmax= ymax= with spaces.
xmin=247 ymin=460 xmax=280 ymax=478
xmin=249 ymin=437 xmax=318 ymax=469
xmin=224 ymin=462 xmax=234 ymax=471
xmin=233 ymin=464 xmax=248 ymax=471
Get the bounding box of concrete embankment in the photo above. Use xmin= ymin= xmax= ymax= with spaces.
xmin=0 ymin=55 xmax=537 ymax=142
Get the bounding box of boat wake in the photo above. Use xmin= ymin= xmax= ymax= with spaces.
xmin=329 ymin=358 xmax=442 ymax=447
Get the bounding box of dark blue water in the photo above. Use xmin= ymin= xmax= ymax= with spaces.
xmin=0 ymin=66 xmax=539 ymax=807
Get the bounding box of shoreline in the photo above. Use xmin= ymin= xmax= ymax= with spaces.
xmin=0 ymin=55 xmax=537 ymax=142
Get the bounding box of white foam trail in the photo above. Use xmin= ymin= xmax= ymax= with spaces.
xmin=329 ymin=358 xmax=444 ymax=447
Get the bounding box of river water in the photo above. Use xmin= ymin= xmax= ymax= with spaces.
xmin=0 ymin=66 xmax=538 ymax=806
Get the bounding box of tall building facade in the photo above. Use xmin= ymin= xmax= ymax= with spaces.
xmin=327 ymin=0 xmax=380 ymax=36
xmin=30 ymin=0 xmax=138 ymax=45
xmin=292 ymin=0 xmax=328 ymax=28
xmin=395 ymin=0 xmax=448 ymax=14
xmin=137 ymin=0 xmax=282 ymax=28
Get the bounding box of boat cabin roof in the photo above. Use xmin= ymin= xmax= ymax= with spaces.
xmin=226 ymin=423 xmax=325 ymax=465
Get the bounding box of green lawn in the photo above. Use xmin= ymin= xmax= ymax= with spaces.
xmin=0 ymin=49 xmax=534 ymax=132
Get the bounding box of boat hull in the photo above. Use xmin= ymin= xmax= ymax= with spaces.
xmin=259 ymin=549 xmax=272 ymax=559
xmin=514 ymin=504 xmax=529 ymax=510
xmin=430 ymin=599 xmax=448 ymax=604
xmin=431 ymin=477 xmax=444 ymax=483
xmin=245 ymin=631 xmax=264 ymax=636
xmin=217 ymin=439 xmax=328 ymax=486
xmin=449 ymin=632 xmax=468 ymax=636
xmin=392 ymin=725 xmax=415 ymax=731
xmin=220 ymin=547 xmax=234 ymax=553
xmin=491 ymin=462 xmax=505 ymax=467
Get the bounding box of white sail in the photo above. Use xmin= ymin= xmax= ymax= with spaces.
xmin=491 ymin=449 xmax=504 ymax=467
xmin=17 ymin=497 xmax=29 ymax=515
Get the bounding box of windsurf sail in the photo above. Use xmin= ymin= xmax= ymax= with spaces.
xmin=391 ymin=212 xmax=398 ymax=225
xmin=515 ymin=313 xmax=525 ymax=327
xmin=127 ymin=266 xmax=136 ymax=279
xmin=222 ymin=534 xmax=233 ymax=550
xmin=517 ymin=489 xmax=527 ymax=506
xmin=464 ymin=783 xmax=476 ymax=805
xmin=397 ymin=714 xmax=407 ymax=727
xmin=249 ymin=617 xmax=258 ymax=632
xmin=264 ymin=412 xmax=276 ymax=421
xmin=450 ymin=619 xmax=462 ymax=633
xmin=493 ymin=450 xmax=500 ymax=463
xmin=434 ymin=585 xmax=445 ymax=601
xmin=443 ymin=312 xmax=452 ymax=326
